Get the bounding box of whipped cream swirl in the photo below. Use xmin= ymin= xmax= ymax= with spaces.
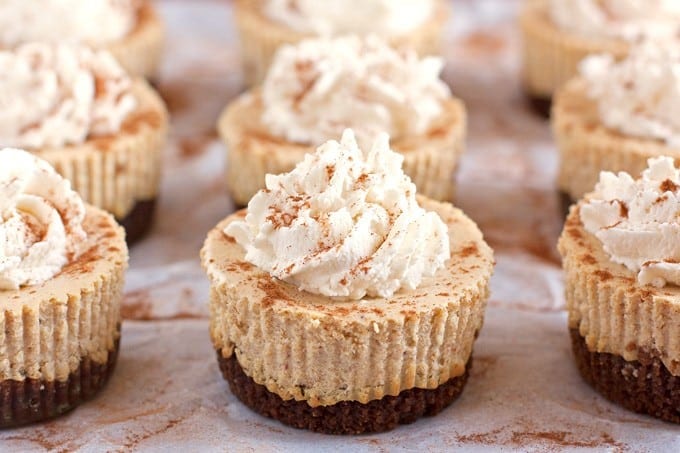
xmin=226 ymin=129 xmax=451 ymax=300
xmin=0 ymin=43 xmax=137 ymax=149
xmin=579 ymin=43 xmax=680 ymax=148
xmin=548 ymin=0 xmax=680 ymax=42
xmin=0 ymin=0 xmax=138 ymax=47
xmin=0 ymin=149 xmax=87 ymax=290
xmin=262 ymin=35 xmax=450 ymax=149
xmin=264 ymin=0 xmax=435 ymax=36
xmin=581 ymin=157 xmax=680 ymax=288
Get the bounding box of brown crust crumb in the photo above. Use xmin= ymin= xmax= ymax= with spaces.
xmin=570 ymin=328 xmax=679 ymax=424
xmin=118 ymin=199 xmax=156 ymax=245
xmin=217 ymin=351 xmax=471 ymax=434
xmin=0 ymin=335 xmax=119 ymax=428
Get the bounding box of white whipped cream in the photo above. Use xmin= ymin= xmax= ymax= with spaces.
xmin=226 ymin=129 xmax=451 ymax=300
xmin=264 ymin=0 xmax=435 ymax=36
xmin=0 ymin=43 xmax=137 ymax=149
xmin=581 ymin=157 xmax=680 ymax=288
xmin=579 ymin=43 xmax=680 ymax=148
xmin=262 ymin=35 xmax=450 ymax=149
xmin=0 ymin=0 xmax=138 ymax=47
xmin=548 ymin=0 xmax=680 ymax=42
xmin=0 ymin=149 xmax=87 ymax=290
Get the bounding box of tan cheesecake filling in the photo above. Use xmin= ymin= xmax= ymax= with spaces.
xmin=558 ymin=158 xmax=680 ymax=376
xmin=204 ymin=130 xmax=493 ymax=406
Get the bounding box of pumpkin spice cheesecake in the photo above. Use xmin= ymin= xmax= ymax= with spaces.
xmin=0 ymin=43 xmax=168 ymax=244
xmin=0 ymin=0 xmax=164 ymax=80
xmin=0 ymin=149 xmax=128 ymax=428
xmin=233 ymin=0 xmax=449 ymax=86
xmin=202 ymin=130 xmax=494 ymax=434
xmin=553 ymin=42 xmax=680 ymax=202
xmin=520 ymin=0 xmax=679 ymax=115
xmin=219 ymin=35 xmax=466 ymax=206
xmin=558 ymin=157 xmax=680 ymax=424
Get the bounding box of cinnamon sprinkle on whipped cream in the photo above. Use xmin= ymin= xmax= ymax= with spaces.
xmin=0 ymin=149 xmax=86 ymax=290
xmin=262 ymin=35 xmax=450 ymax=150
xmin=581 ymin=157 xmax=680 ymax=288
xmin=579 ymin=42 xmax=680 ymax=147
xmin=0 ymin=43 xmax=137 ymax=149
xmin=225 ymin=129 xmax=451 ymax=300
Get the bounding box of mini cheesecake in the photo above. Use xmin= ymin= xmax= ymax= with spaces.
xmin=0 ymin=206 xmax=127 ymax=428
xmin=32 ymin=80 xmax=168 ymax=244
xmin=233 ymin=0 xmax=449 ymax=86
xmin=219 ymin=92 xmax=465 ymax=206
xmin=202 ymin=198 xmax=493 ymax=434
xmin=519 ymin=0 xmax=627 ymax=115
xmin=559 ymin=205 xmax=680 ymax=424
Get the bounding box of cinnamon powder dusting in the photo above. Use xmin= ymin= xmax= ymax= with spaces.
xmin=659 ymin=179 xmax=678 ymax=193
xmin=593 ymin=270 xmax=613 ymax=281
xmin=257 ymin=277 xmax=293 ymax=307
xmin=580 ymin=254 xmax=597 ymax=265
xmin=457 ymin=244 xmax=479 ymax=258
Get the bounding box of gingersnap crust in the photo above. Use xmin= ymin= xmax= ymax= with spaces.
xmin=117 ymin=199 xmax=156 ymax=245
xmin=218 ymin=351 xmax=471 ymax=434
xmin=0 ymin=336 xmax=120 ymax=429
xmin=570 ymin=329 xmax=679 ymax=424
xmin=526 ymin=93 xmax=552 ymax=118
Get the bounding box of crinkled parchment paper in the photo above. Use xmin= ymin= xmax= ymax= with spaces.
xmin=1 ymin=1 xmax=677 ymax=451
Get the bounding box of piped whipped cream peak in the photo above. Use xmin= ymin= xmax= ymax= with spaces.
xmin=0 ymin=43 xmax=137 ymax=149
xmin=225 ymin=129 xmax=451 ymax=300
xmin=0 ymin=149 xmax=87 ymax=291
xmin=0 ymin=0 xmax=138 ymax=47
xmin=264 ymin=0 xmax=435 ymax=36
xmin=262 ymin=35 xmax=450 ymax=149
xmin=581 ymin=157 xmax=680 ymax=288
xmin=548 ymin=0 xmax=680 ymax=42
xmin=579 ymin=43 xmax=680 ymax=148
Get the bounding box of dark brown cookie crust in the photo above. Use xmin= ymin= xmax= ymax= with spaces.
xmin=217 ymin=351 xmax=471 ymax=434
xmin=525 ymin=93 xmax=552 ymax=118
xmin=0 ymin=338 xmax=120 ymax=429
xmin=570 ymin=328 xmax=679 ymax=424
xmin=118 ymin=199 xmax=156 ymax=245
xmin=560 ymin=191 xmax=575 ymax=219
